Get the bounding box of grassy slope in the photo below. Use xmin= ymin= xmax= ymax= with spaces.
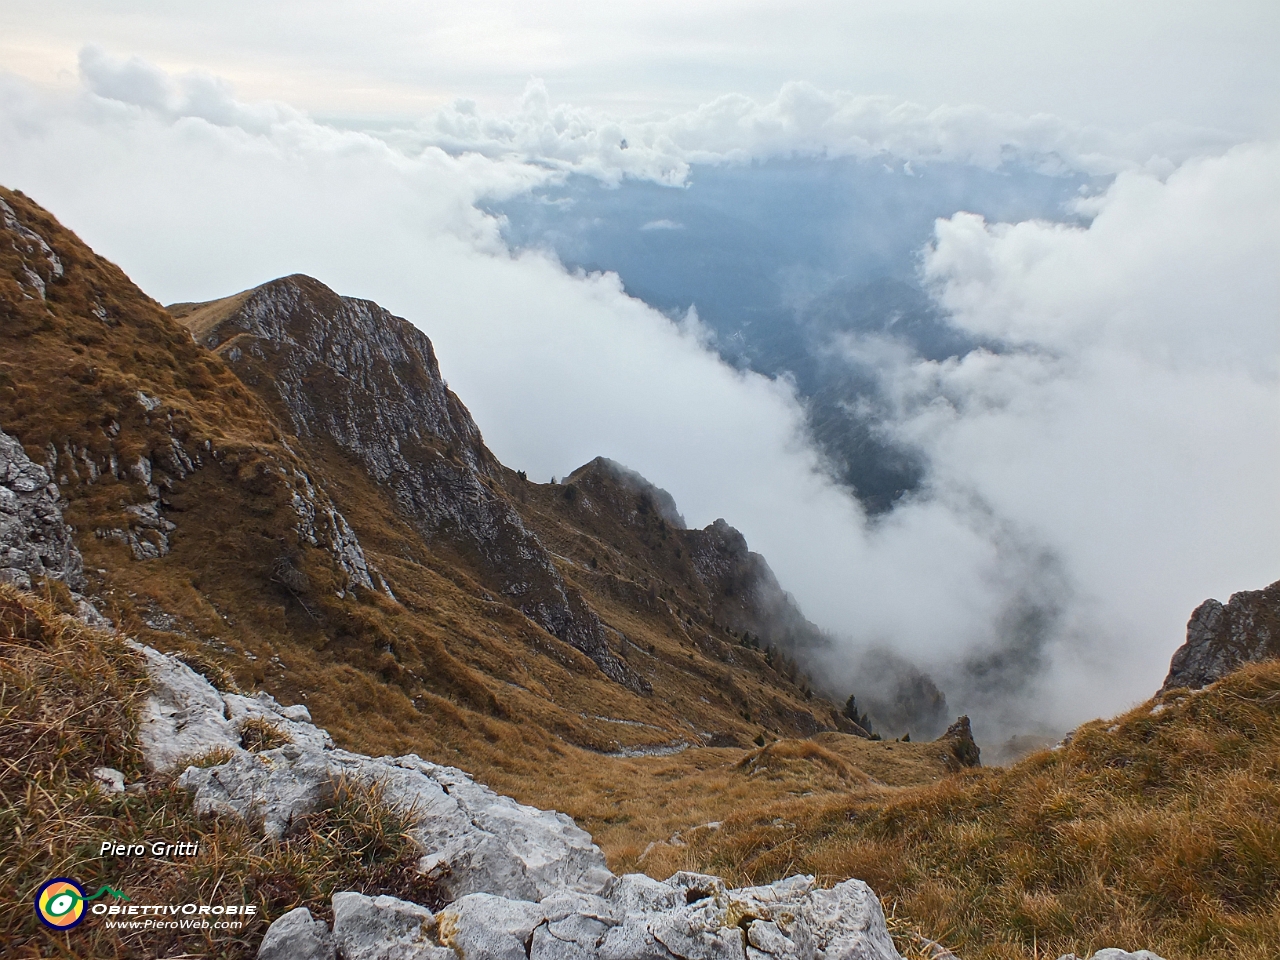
xmin=7 ymin=187 xmax=1278 ymax=959
xmin=640 ymin=663 xmax=1280 ymax=960
xmin=6 ymin=581 xmax=1278 ymax=959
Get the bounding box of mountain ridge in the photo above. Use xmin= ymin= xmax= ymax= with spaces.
xmin=172 ymin=273 xmax=645 ymax=692
xmin=0 ymin=185 xmax=865 ymax=803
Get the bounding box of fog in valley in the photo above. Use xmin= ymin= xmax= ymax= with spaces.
xmin=1 ymin=20 xmax=1277 ymax=744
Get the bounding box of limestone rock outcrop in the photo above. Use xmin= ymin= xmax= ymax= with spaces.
xmin=332 ymin=892 xmax=451 ymax=960
xmin=257 ymin=907 xmax=336 ymax=960
xmin=1161 ymin=579 xmax=1280 ymax=692
xmin=257 ymin=875 xmax=903 ymax=960
xmin=0 ymin=425 xmax=86 ymax=592
xmin=138 ymin=645 xmax=613 ymax=902
xmin=134 ymin=643 xmax=904 ymax=960
xmin=1 ymin=196 xmax=63 ymax=301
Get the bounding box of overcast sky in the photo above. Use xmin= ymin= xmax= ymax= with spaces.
xmin=3 ymin=1 xmax=1278 ymax=138
xmin=0 ymin=3 xmax=1276 ymax=739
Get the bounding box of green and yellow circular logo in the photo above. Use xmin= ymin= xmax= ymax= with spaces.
xmin=35 ymin=878 xmax=87 ymax=929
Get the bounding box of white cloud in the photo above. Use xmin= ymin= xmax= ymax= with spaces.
xmin=0 ymin=56 xmax=1275 ymax=740
xmin=406 ymin=79 xmax=1233 ymax=188
xmin=873 ymin=144 xmax=1280 ymax=721
xmin=78 ymin=45 xmax=302 ymax=135
xmin=5 ymin=2 xmax=1277 ymax=141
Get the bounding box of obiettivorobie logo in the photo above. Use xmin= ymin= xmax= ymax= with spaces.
xmin=35 ymin=878 xmax=130 ymax=930
xmin=34 ymin=876 xmax=258 ymax=934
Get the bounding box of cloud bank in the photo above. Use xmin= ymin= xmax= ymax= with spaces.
xmin=887 ymin=146 xmax=1280 ymax=726
xmin=409 ymin=79 xmax=1234 ymax=187
xmin=0 ymin=53 xmax=1276 ymax=741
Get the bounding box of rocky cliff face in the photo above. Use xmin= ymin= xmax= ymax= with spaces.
xmin=684 ymin=518 xmax=826 ymax=655
xmin=176 ymin=276 xmax=493 ymax=478
xmin=0 ymin=189 xmax=382 ymax=609
xmin=563 ymin=458 xmax=830 ymax=660
xmin=0 ymin=184 xmax=875 ymax=803
xmin=1162 ymin=579 xmax=1280 ymax=692
xmin=0 ymin=426 xmax=85 ymax=592
xmin=175 ymin=276 xmax=642 ymax=692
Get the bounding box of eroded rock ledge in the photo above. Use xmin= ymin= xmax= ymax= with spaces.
xmin=1161 ymin=579 xmax=1280 ymax=692
xmin=137 ymin=644 xmax=902 ymax=959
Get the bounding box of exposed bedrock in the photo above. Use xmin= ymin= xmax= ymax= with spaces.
xmin=1162 ymin=579 xmax=1280 ymax=692
xmin=137 ymin=644 xmax=904 ymax=959
xmin=0 ymin=425 xmax=86 ymax=593
xmin=184 ymin=275 xmax=642 ymax=691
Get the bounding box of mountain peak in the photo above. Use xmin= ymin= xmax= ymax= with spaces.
xmin=1162 ymin=579 xmax=1280 ymax=692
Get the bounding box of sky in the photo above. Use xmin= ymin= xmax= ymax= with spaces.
xmin=4 ymin=2 xmax=1279 ymax=139
xmin=0 ymin=3 xmax=1277 ymax=741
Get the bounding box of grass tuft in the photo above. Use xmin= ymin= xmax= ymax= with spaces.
xmin=646 ymin=662 xmax=1280 ymax=960
xmin=238 ymin=716 xmax=292 ymax=753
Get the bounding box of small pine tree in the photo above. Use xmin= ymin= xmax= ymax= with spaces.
xmin=843 ymin=694 xmax=873 ymax=734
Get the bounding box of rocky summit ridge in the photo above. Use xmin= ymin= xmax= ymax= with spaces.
xmin=173 ymin=275 xmax=642 ymax=692
xmin=0 ymin=183 xmax=860 ymax=783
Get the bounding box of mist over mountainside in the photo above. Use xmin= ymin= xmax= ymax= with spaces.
xmin=0 ymin=185 xmax=887 ymax=782
xmin=1 ymin=8 xmax=1276 ymax=955
xmin=490 ymin=155 xmax=1095 ymax=512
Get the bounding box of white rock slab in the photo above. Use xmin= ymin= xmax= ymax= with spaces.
xmin=331 ymin=892 xmax=451 ymax=960
xmin=256 ymin=907 xmax=335 ymax=960
xmin=138 ymin=645 xmax=611 ymax=901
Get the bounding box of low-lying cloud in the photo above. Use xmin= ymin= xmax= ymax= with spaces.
xmin=884 ymin=145 xmax=1280 ymax=729
xmin=411 ymin=78 xmax=1232 ymax=187
xmin=1 ymin=54 xmax=1276 ymax=743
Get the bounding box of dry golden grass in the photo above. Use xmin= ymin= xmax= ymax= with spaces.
xmin=631 ymin=663 xmax=1280 ymax=960
xmin=0 ymin=583 xmax=955 ymax=957
xmin=8 ymin=185 xmax=1280 ymax=959
xmin=472 ymin=733 xmax=952 ymax=879
xmin=0 ymin=585 xmax=440 ymax=959
xmin=0 ymin=186 xmax=856 ymax=823
xmin=238 ymin=716 xmax=292 ymax=753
